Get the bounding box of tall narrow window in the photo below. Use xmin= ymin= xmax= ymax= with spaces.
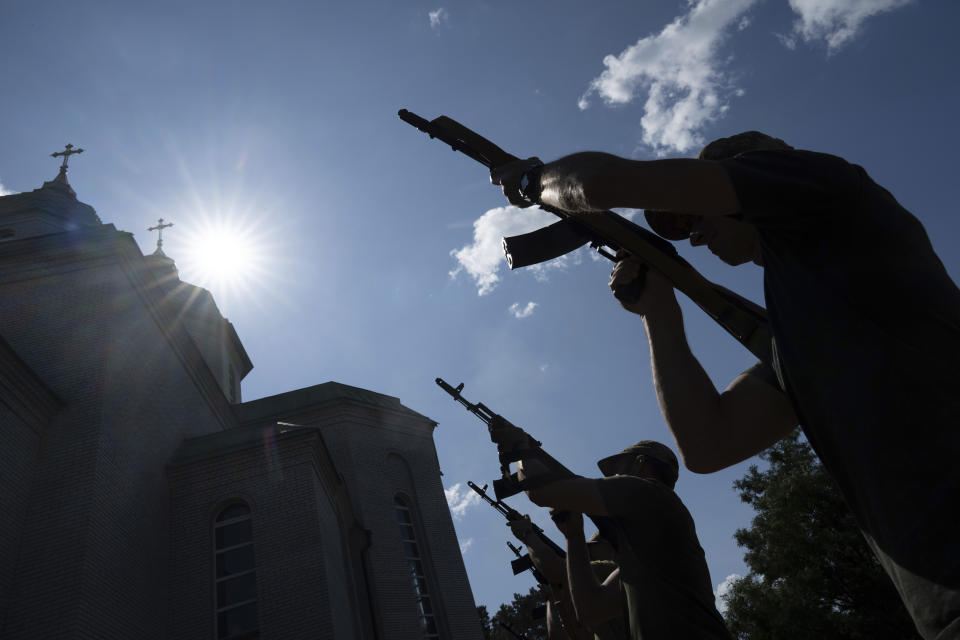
xmin=396 ymin=496 xmax=440 ymax=639
xmin=214 ymin=503 xmax=259 ymax=639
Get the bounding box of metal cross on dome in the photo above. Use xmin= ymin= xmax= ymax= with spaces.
xmin=147 ymin=218 xmax=174 ymax=251
xmin=51 ymin=143 xmax=84 ymax=172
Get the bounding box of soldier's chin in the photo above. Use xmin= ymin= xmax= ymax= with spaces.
xmin=713 ymin=248 xmax=750 ymax=266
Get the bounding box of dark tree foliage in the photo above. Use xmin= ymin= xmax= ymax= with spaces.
xmin=477 ymin=605 xmax=493 ymax=640
xmin=478 ymin=585 xmax=549 ymax=640
xmin=722 ymin=430 xmax=920 ymax=639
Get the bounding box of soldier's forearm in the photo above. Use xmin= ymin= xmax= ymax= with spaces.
xmin=565 ymin=523 xmax=603 ymax=625
xmin=539 ymin=154 xmax=740 ymax=214
xmin=643 ymin=300 xmax=726 ymax=472
xmin=643 ymin=299 xmax=797 ymax=473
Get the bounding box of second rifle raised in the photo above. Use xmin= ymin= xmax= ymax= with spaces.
xmin=438 ymin=378 xmax=619 ymax=545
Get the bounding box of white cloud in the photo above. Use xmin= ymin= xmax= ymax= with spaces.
xmin=459 ymin=538 xmax=474 ymax=554
xmin=539 ymin=364 xmax=549 ymax=373
xmin=449 ymin=205 xmax=565 ymax=295
xmin=714 ymin=573 xmax=741 ymax=614
xmin=777 ymin=32 xmax=799 ymax=50
xmin=508 ymin=302 xmax=537 ymax=319
xmin=786 ymin=0 xmax=912 ymax=52
xmin=444 ymin=483 xmax=481 ymax=520
xmin=428 ymin=7 xmax=449 ymax=30
xmin=578 ymin=0 xmax=759 ymax=155
xmin=0 ymin=181 xmax=13 ymax=196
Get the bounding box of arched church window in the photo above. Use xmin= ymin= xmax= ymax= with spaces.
xmin=395 ymin=495 xmax=441 ymax=639
xmin=214 ymin=502 xmax=259 ymax=639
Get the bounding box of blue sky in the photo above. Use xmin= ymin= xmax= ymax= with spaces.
xmin=2 ymin=0 xmax=958 ymax=615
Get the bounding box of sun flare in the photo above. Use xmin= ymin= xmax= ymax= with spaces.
xmin=189 ymin=225 xmax=256 ymax=281
xmin=172 ymin=213 xmax=273 ymax=310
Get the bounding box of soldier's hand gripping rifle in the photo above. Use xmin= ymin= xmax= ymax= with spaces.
xmin=438 ymin=378 xmax=619 ymax=545
xmin=439 ymin=378 xmax=567 ymax=499
xmin=400 ymin=109 xmax=773 ymax=366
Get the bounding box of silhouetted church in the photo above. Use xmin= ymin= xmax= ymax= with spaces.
xmin=0 ymin=153 xmax=482 ymax=639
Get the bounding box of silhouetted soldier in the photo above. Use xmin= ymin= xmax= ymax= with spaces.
xmin=491 ymin=133 xmax=960 ymax=638
xmin=517 ymin=441 xmax=731 ymax=639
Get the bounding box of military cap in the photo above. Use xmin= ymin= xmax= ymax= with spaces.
xmin=597 ymin=440 xmax=680 ymax=486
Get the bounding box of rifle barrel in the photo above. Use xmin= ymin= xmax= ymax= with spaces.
xmin=466 ymin=480 xmax=495 ymax=504
xmin=468 ymin=480 xmax=515 ymax=520
xmin=398 ymin=109 xmax=506 ymax=167
xmin=397 ymin=109 xmax=433 ymax=134
xmin=436 ymin=378 xmax=495 ymax=424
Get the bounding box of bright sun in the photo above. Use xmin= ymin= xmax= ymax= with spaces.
xmin=191 ymin=226 xmax=255 ymax=280
xmin=174 ymin=214 xmax=272 ymax=308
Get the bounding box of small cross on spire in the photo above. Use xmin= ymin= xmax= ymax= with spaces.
xmin=51 ymin=143 xmax=84 ymax=169
xmin=50 ymin=143 xmax=84 ymax=183
xmin=148 ymin=218 xmax=174 ymax=254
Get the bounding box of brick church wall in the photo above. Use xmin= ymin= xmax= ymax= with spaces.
xmin=310 ymin=407 xmax=484 ymax=640
xmin=1 ymin=193 xmax=482 ymax=640
xmin=168 ymin=427 xmax=361 ymax=640
xmin=0 ymin=230 xmax=235 ymax=640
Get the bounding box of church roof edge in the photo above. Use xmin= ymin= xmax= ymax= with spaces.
xmin=168 ymin=423 xmax=319 ymax=468
xmin=234 ymin=381 xmax=434 ymax=426
xmin=0 ymin=180 xmax=101 ymax=226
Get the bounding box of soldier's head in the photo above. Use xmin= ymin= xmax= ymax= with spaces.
xmin=696 ymin=131 xmax=793 ymax=161
xmin=597 ymin=440 xmax=680 ymax=489
xmin=645 ymin=131 xmax=793 ymax=266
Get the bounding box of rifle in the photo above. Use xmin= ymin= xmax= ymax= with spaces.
xmin=466 ymin=483 xmax=556 ymax=626
xmin=505 ymin=543 xmax=553 ymax=626
xmin=469 ymin=486 xmax=595 ymax=639
xmin=506 ymin=542 xmax=551 ymax=622
xmin=507 ymin=540 xmax=547 ymax=587
xmin=400 ymin=109 xmax=772 ymax=366
xmin=437 ymin=378 xmax=619 ymax=546
xmin=469 ymin=480 xmax=565 ymax=577
xmin=506 ymin=540 xmax=531 ymax=570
